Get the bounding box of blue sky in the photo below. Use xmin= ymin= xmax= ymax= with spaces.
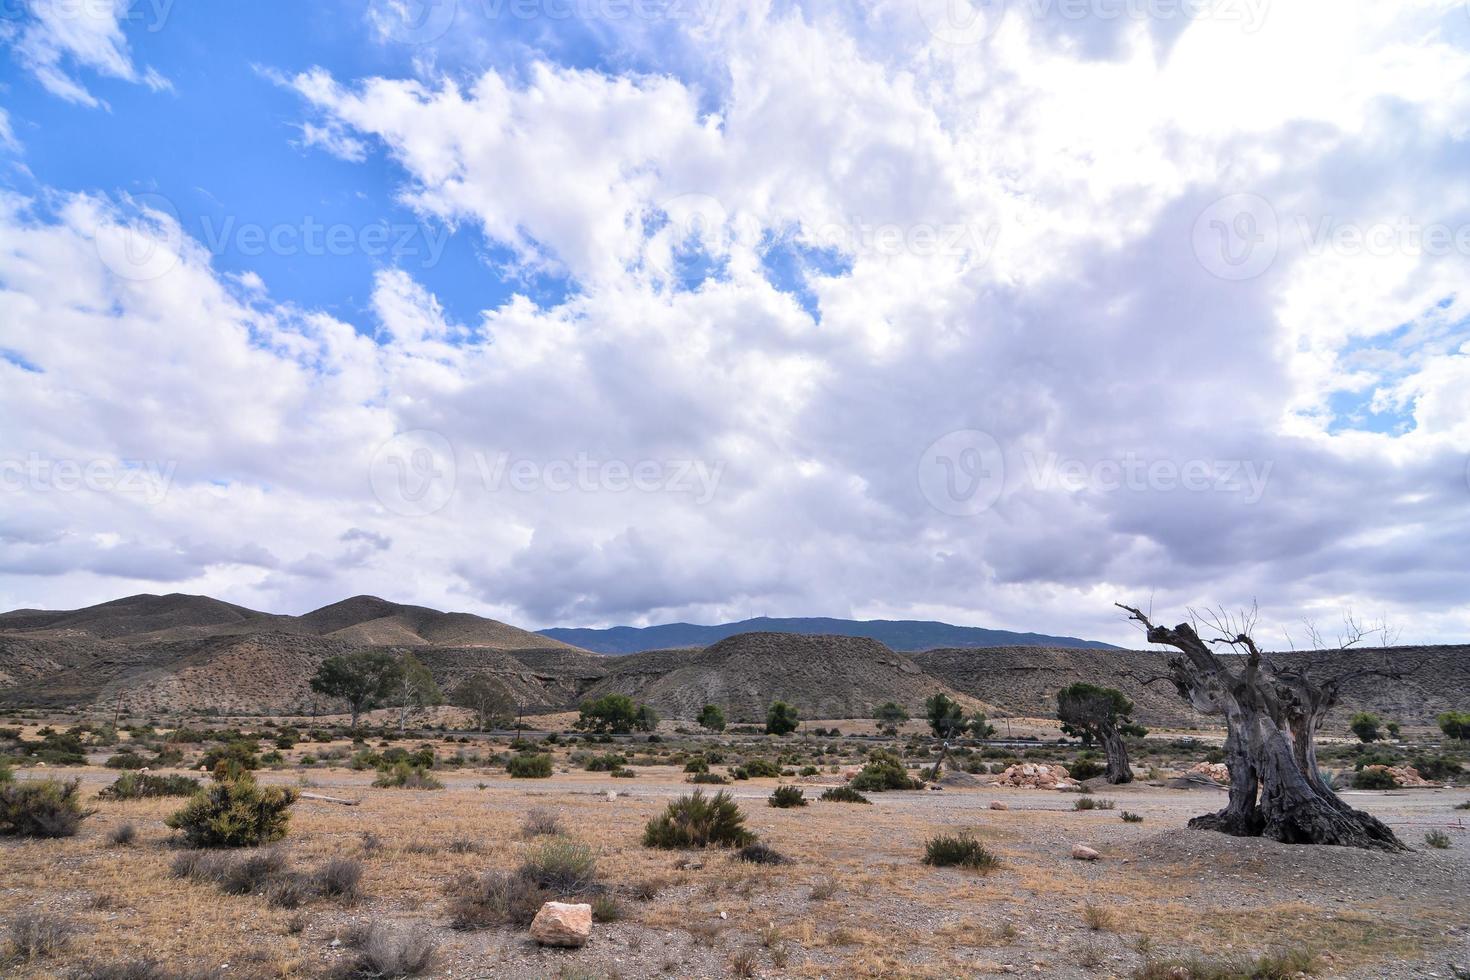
xmin=1 ymin=0 xmax=1469 ymax=644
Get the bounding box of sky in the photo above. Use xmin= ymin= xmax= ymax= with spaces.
xmin=1 ymin=0 xmax=1468 ymax=647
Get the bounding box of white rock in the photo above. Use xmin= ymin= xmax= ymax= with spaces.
xmin=530 ymin=902 xmax=593 ymax=948
xmin=1071 ymin=844 xmax=1100 ymax=861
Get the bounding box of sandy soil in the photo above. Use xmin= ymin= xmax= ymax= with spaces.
xmin=2 ymin=758 xmax=1468 ymax=979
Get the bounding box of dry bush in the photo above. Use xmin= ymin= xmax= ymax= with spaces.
xmin=808 ymin=876 xmax=839 ymax=901
xmin=736 ymin=842 xmax=791 ymax=865
xmin=922 ymin=832 xmax=999 ymax=872
xmin=108 ymin=822 xmax=138 ymax=846
xmin=314 ymin=857 xmax=364 ymax=901
xmin=521 ymin=807 xmax=563 ymax=838
xmin=8 ymin=912 xmax=74 ymax=960
xmin=447 ymin=871 xmax=547 ymax=929
xmin=0 ymin=778 xmax=90 ymax=838
xmin=1083 ymin=902 xmax=1117 ymax=931
xmin=519 ymin=838 xmax=597 ymax=895
xmin=340 ymin=922 xmax=436 ymax=978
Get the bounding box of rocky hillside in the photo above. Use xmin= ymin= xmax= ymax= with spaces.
xmin=1 ymin=594 xmax=1464 ymax=726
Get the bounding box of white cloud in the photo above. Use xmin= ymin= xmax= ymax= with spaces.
xmin=7 ymin=0 xmax=170 ymax=107
xmin=3 ymin=1 xmax=1470 ymax=645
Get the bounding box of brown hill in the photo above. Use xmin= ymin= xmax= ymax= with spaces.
xmin=0 ymin=593 xmax=273 ymax=640
xmin=298 ymin=596 xmax=577 ymax=650
xmin=583 ymin=632 xmax=984 ymax=723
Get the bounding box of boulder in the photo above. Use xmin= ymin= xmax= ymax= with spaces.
xmin=529 ymin=902 xmax=593 ymax=948
xmin=989 ymin=801 xmax=1009 ymax=811
xmin=1361 ymin=764 xmax=1433 ymax=787
xmin=995 ymin=763 xmax=1080 ymax=790
xmin=1071 ymin=844 xmax=1100 ymax=861
xmin=1186 ymin=762 xmax=1230 ymax=784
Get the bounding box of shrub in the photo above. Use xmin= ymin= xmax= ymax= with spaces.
xmin=521 ymin=807 xmax=563 ymax=838
xmin=99 ymin=772 xmax=200 ymax=800
xmin=610 ymin=767 xmax=636 ymax=778
xmin=642 ymin=790 xmax=756 ymax=849
xmin=683 ymin=759 xmax=709 ymax=774
xmin=315 ymin=857 xmax=364 ymax=900
xmin=0 ymin=778 xmax=90 ymax=838
xmin=584 ymin=753 xmax=626 ymax=772
xmin=519 ymin=837 xmax=598 ymax=896
xmin=8 ymin=912 xmax=73 ymax=960
xmin=1074 ymin=797 xmax=1117 ymax=811
xmin=736 ymin=842 xmax=790 ymax=865
xmin=104 ymin=752 xmax=148 ymax=770
xmin=768 ymin=786 xmax=807 ymax=808
xmin=1069 ymin=757 xmax=1104 ymax=781
xmin=1424 ymin=830 xmax=1452 ymax=849
xmin=766 ymin=700 xmax=800 ymax=736
xmin=849 ymin=750 xmax=921 ymax=792
xmin=372 ymin=762 xmax=443 ymax=790
xmin=507 ymin=753 xmax=552 ymax=778
xmin=740 ymin=758 xmax=782 ymax=778
xmin=1351 ymin=768 xmax=1397 ymax=790
xmin=345 ymin=922 xmax=437 ymax=978
xmin=591 ymin=893 xmax=622 ymax=922
xmin=1438 ymin=710 xmax=1470 ymax=741
xmin=108 ymin=822 xmax=138 ymax=846
xmin=165 ymin=771 xmax=297 ymax=847
xmin=819 ymin=786 xmax=871 ymax=804
xmin=1131 ymin=949 xmax=1321 ymax=979
xmin=200 ymin=740 xmax=260 ymax=771
xmin=1121 ymin=811 xmax=1144 ymax=823
xmin=688 ymin=772 xmax=730 ymax=785
xmin=448 ymin=870 xmax=547 ymax=929
xmin=922 ymin=831 xmax=999 ymax=872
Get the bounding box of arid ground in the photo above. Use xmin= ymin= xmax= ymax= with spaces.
xmin=2 ymin=720 xmax=1468 ymax=979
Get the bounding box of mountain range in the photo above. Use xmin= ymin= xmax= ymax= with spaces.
xmin=538 ymin=616 xmax=1117 ymax=654
xmin=1 ymin=593 xmax=1464 ymax=727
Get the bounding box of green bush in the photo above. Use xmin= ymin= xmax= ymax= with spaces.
xmin=1121 ymin=811 xmax=1144 ymax=823
xmin=0 ymin=778 xmax=90 ymax=838
xmin=687 ymin=772 xmax=729 ymax=784
xmin=642 ymin=790 xmax=755 ymax=849
xmin=740 ymin=758 xmax=782 ymax=778
xmin=1074 ymin=797 xmax=1117 ymax=811
xmin=1424 ymin=830 xmax=1451 ymax=849
xmin=682 ymin=759 xmax=709 ymax=774
xmin=507 ymin=753 xmax=553 ymax=778
xmin=519 ymin=838 xmax=598 ymax=894
xmin=584 ymin=753 xmax=626 ymax=772
xmin=104 ymin=752 xmax=149 ymax=770
xmin=1069 ymin=757 xmax=1104 ymax=781
xmin=99 ymin=772 xmax=200 ymax=800
xmin=165 ymin=771 xmax=297 ymax=847
xmin=922 ymin=831 xmax=999 ymax=872
xmin=736 ymin=842 xmax=790 ymax=865
xmin=1437 ymin=710 xmax=1470 ymax=741
xmin=200 ymin=739 xmax=260 ymax=772
xmin=819 ymin=785 xmax=871 ymax=804
xmin=373 ymin=762 xmax=444 ymax=789
xmin=849 ymin=750 xmax=921 ymax=792
xmin=1351 ymin=768 xmax=1397 ymax=790
xmin=768 ymin=785 xmax=807 ymax=808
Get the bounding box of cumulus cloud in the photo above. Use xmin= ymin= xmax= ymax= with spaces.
xmin=2 ymin=0 xmax=1469 ymax=644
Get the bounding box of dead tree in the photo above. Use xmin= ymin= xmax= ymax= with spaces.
xmin=1116 ymin=602 xmax=1407 ymax=851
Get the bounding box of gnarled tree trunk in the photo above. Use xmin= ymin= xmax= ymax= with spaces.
xmin=1099 ymin=724 xmax=1133 ymax=785
xmin=1118 ymin=604 xmax=1406 ymax=852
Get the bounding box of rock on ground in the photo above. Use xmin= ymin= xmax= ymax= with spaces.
xmin=530 ymin=902 xmax=593 ymax=948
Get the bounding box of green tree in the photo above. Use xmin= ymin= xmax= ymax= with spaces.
xmin=1056 ymin=683 xmax=1143 ymax=785
xmin=309 ymin=651 xmax=402 ymax=730
xmin=392 ymin=652 xmax=442 ymax=734
xmin=924 ymin=693 xmax=967 ymax=739
xmin=449 ymin=675 xmax=514 ymax=731
xmin=576 ymin=694 xmax=655 ymax=735
xmin=1349 ymin=712 xmax=1382 ymax=743
xmin=1438 ymin=711 xmax=1470 ymax=741
xmin=873 ymin=701 xmax=909 ymax=734
xmin=968 ymin=712 xmax=997 ymax=739
xmin=765 ymin=700 xmax=799 ymax=736
xmin=697 ymin=704 xmax=726 ymax=732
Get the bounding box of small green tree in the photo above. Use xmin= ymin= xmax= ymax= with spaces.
xmin=873 ymin=702 xmax=909 ymax=734
xmin=765 ymin=701 xmax=799 ymax=736
xmin=968 ymin=712 xmax=997 ymax=739
xmin=1056 ymin=683 xmax=1143 ymax=785
xmin=450 ymin=675 xmax=514 ymax=731
xmin=165 ymin=770 xmax=296 ymax=847
xmin=1438 ymin=711 xmax=1470 ymax=741
xmin=1349 ymin=712 xmax=1382 ymax=744
xmin=1386 ymin=721 xmax=1401 ymax=739
xmin=575 ymin=694 xmax=654 ymax=734
xmin=309 ymin=651 xmax=402 ymax=730
xmin=636 ymin=704 xmax=660 ymax=733
xmin=697 ymin=704 xmax=726 ymax=732
xmin=924 ymin=693 xmax=967 ymax=739
xmin=392 ymin=652 xmax=442 ymax=733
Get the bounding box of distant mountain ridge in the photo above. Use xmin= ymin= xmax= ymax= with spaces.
xmin=538 ymin=616 xmax=1118 ymax=654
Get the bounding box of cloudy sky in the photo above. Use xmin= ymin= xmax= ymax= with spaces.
xmin=1 ymin=0 xmax=1468 ymax=646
